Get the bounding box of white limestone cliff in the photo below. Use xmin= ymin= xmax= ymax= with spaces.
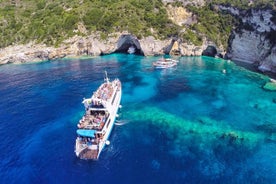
xmin=0 ymin=33 xmax=208 ymax=65
xmin=225 ymin=8 xmax=276 ymax=73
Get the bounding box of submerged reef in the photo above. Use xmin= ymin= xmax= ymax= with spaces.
xmin=263 ymin=81 xmax=276 ymax=91
xmin=123 ymin=105 xmax=265 ymax=160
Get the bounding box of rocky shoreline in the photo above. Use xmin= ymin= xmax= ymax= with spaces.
xmin=0 ymin=7 xmax=275 ymax=75
xmin=0 ymin=33 xmax=212 ymax=65
xmin=225 ymin=7 xmax=276 ymax=75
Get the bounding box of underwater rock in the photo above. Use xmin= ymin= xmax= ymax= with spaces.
xmin=156 ymin=77 xmax=190 ymax=99
xmin=256 ymin=123 xmax=276 ymax=134
xmin=220 ymin=132 xmax=243 ymax=145
xmin=124 ymin=106 xmax=264 ymax=147
xmin=199 ymin=154 xmax=225 ymax=178
xmin=256 ymin=123 xmax=276 ymax=143
xmin=211 ymin=100 xmax=225 ymax=109
xmin=266 ymin=134 xmax=276 ymax=143
xmin=151 ymin=160 xmax=161 ymax=170
xmin=263 ymin=81 xmax=276 ymax=91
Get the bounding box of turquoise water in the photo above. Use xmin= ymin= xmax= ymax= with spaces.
xmin=0 ymin=54 xmax=275 ymax=183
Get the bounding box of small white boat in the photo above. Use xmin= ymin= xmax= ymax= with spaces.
xmin=153 ymin=58 xmax=178 ymax=69
xmin=75 ymin=72 xmax=122 ymax=160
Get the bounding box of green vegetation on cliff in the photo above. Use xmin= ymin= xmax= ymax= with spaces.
xmin=0 ymin=0 xmax=180 ymax=47
xmin=211 ymin=0 xmax=276 ymax=10
xmin=175 ymin=0 xmax=275 ymax=47
xmin=0 ymin=0 xmax=275 ymax=48
xmin=186 ymin=4 xmax=236 ymax=48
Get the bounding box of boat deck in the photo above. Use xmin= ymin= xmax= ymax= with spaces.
xmin=79 ymin=148 xmax=99 ymax=160
xmin=94 ymin=82 xmax=114 ymax=102
xmin=77 ymin=113 xmax=107 ymax=130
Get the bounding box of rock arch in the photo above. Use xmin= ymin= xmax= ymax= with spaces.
xmin=115 ymin=34 xmax=144 ymax=55
xmin=202 ymin=45 xmax=218 ymax=57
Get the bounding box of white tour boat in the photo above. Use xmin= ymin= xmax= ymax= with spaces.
xmin=75 ymin=72 xmax=122 ymax=160
xmin=153 ymin=58 xmax=178 ymax=69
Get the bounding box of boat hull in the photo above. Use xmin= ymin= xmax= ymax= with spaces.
xmin=154 ymin=63 xmax=177 ymax=69
xmin=153 ymin=58 xmax=178 ymax=69
xmin=95 ymin=87 xmax=121 ymax=159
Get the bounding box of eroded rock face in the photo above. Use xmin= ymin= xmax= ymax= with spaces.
xmin=227 ymin=30 xmax=275 ymax=65
xmin=0 ymin=43 xmax=51 ymax=64
xmin=166 ymin=5 xmax=197 ymax=26
xmin=169 ymin=41 xmax=181 ymax=56
xmin=225 ymin=8 xmax=276 ymax=73
xmin=162 ymin=0 xmax=206 ymax=7
xmin=227 ymin=31 xmax=276 ymax=73
xmin=140 ymin=36 xmax=171 ymax=56
xmin=179 ymin=42 xmax=205 ymax=56
xmin=0 ymin=33 xmax=209 ymax=64
xmin=259 ymin=46 xmax=276 ymax=72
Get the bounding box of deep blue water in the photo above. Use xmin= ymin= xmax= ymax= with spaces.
xmin=0 ymin=54 xmax=275 ymax=184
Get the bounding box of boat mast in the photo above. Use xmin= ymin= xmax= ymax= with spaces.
xmin=104 ymin=71 xmax=110 ymax=83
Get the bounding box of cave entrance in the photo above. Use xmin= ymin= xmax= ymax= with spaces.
xmin=115 ymin=35 xmax=144 ymax=55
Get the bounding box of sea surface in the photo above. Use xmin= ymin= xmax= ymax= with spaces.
xmin=0 ymin=54 xmax=275 ymax=184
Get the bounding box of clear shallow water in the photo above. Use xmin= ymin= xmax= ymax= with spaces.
xmin=0 ymin=54 xmax=275 ymax=183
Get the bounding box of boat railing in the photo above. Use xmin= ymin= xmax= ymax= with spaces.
xmin=78 ymin=111 xmax=108 ymax=130
xmin=75 ymin=138 xmax=87 ymax=155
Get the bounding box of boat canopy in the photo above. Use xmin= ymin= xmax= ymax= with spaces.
xmin=77 ymin=129 xmax=96 ymax=138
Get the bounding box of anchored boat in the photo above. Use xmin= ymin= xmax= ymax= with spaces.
xmin=75 ymin=72 xmax=122 ymax=160
xmin=153 ymin=58 xmax=178 ymax=69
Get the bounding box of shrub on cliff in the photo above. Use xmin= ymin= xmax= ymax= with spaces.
xmin=182 ymin=29 xmax=203 ymax=46
xmin=212 ymin=0 xmax=275 ymax=10
xmin=0 ymin=0 xmax=181 ymax=47
xmin=186 ymin=4 xmax=236 ymax=48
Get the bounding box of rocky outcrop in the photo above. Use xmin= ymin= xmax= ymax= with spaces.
xmin=169 ymin=41 xmax=181 ymax=56
xmin=0 ymin=34 xmax=119 ymax=64
xmin=140 ymin=36 xmax=171 ymax=56
xmin=166 ymin=4 xmax=197 ymax=26
xmin=225 ymin=8 xmax=276 ymax=73
xmin=179 ymin=42 xmax=206 ymax=56
xmin=162 ymin=0 xmax=206 ymax=7
xmin=0 ymin=43 xmax=50 ymax=64
xmin=263 ymin=78 xmax=276 ymax=91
